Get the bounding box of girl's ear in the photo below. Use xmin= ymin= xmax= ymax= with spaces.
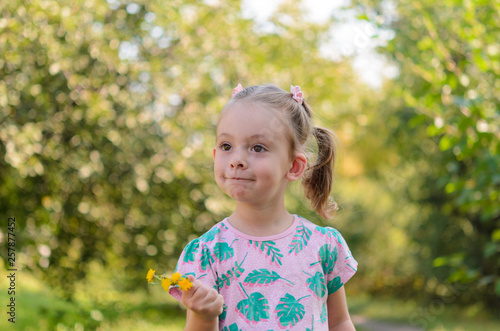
xmin=286 ymin=153 xmax=307 ymax=181
xmin=213 ymin=146 xmax=216 ymax=160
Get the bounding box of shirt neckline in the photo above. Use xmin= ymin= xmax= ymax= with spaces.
xmin=222 ymin=214 xmax=299 ymax=241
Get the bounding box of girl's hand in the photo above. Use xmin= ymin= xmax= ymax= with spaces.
xmin=181 ymin=275 xmax=224 ymax=321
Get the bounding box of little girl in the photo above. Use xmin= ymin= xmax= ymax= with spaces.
xmin=169 ymin=84 xmax=357 ymax=330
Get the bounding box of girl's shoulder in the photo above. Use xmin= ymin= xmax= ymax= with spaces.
xmin=296 ymin=215 xmax=346 ymax=245
xmin=198 ymin=220 xmax=225 ymax=241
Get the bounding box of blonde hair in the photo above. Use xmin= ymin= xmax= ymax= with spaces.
xmin=225 ymin=84 xmax=338 ymax=219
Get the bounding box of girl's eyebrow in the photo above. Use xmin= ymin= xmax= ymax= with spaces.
xmin=216 ymin=133 xmax=232 ymax=140
xmin=216 ymin=133 xmax=271 ymax=142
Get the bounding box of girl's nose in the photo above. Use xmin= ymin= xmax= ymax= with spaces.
xmin=230 ymin=149 xmax=247 ymax=169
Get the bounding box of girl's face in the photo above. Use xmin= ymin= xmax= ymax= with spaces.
xmin=213 ymin=101 xmax=299 ymax=206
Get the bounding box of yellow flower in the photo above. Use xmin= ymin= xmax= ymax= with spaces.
xmin=177 ymin=277 xmax=193 ymax=291
xmin=161 ymin=278 xmax=172 ymax=292
xmin=146 ymin=269 xmax=155 ymax=283
xmin=170 ymin=271 xmax=182 ymax=283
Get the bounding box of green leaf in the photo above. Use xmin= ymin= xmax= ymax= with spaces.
xmin=288 ymin=222 xmax=312 ymax=254
xmin=221 ymin=323 xmax=241 ymax=331
xmin=200 ymin=227 xmax=221 ymax=242
xmin=244 ymin=269 xmax=293 ymax=285
xmin=236 ymin=284 xmax=269 ymax=322
xmin=304 ymin=271 xmax=327 ymax=298
xmin=319 ymin=244 xmax=338 ymax=275
xmin=315 ymin=227 xmax=343 ymax=244
xmin=183 ymin=239 xmax=200 ymax=263
xmin=327 ymin=276 xmax=343 ymax=294
xmin=275 ymin=293 xmax=309 ymax=327
xmin=200 ymin=246 xmax=214 ymax=271
xmin=219 ymin=308 xmax=227 ymax=321
xmin=214 ymin=242 xmax=234 ymax=262
xmin=320 ymin=303 xmax=327 ymax=323
xmin=249 ymin=240 xmax=283 ymax=265
xmin=215 ymin=253 xmax=247 ymax=290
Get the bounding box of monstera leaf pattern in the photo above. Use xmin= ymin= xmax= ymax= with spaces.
xmin=182 ymin=238 xmax=200 ymax=263
xmin=214 ymin=240 xmax=237 ymax=262
xmin=173 ymin=218 xmax=356 ymax=330
xmin=200 ymin=226 xmax=221 ymax=242
xmin=319 ymin=244 xmax=338 ymax=275
xmin=244 ymin=269 xmax=293 ymax=286
xmin=328 ymin=275 xmax=343 ymax=294
xmin=200 ymin=246 xmax=214 ymax=271
xmin=304 ymin=271 xmax=327 ymax=298
xmin=320 ymin=303 xmax=327 ymax=323
xmin=275 ymin=293 xmax=310 ymax=327
xmin=221 ymin=323 xmax=241 ymax=331
xmin=236 ymin=283 xmax=269 ymax=322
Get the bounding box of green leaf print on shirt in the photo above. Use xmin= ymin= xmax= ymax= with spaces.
xmin=315 ymin=226 xmax=343 ymax=244
xmin=219 ymin=307 xmax=227 ymax=321
xmin=214 ymin=239 xmax=237 ymax=262
xmin=327 ymin=275 xmax=343 ymax=294
xmin=249 ymin=240 xmax=283 ymax=266
xmin=236 ymin=283 xmax=270 ymax=323
xmin=200 ymin=246 xmax=214 ymax=271
xmin=319 ymin=244 xmax=338 ymax=275
xmin=275 ymin=293 xmax=310 ymax=327
xmin=200 ymin=226 xmax=221 ymax=242
xmin=320 ymin=303 xmax=327 ymax=323
xmin=182 ymin=238 xmax=200 ymax=263
xmin=288 ymin=221 xmax=312 ymax=254
xmin=244 ymin=269 xmax=294 ymax=285
xmin=303 ymin=271 xmax=327 ymax=298
xmin=214 ymin=253 xmax=247 ymax=290
xmin=221 ymin=323 xmax=241 ymax=331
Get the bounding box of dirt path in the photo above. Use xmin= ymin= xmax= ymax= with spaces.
xmin=352 ymin=315 xmax=424 ymax=331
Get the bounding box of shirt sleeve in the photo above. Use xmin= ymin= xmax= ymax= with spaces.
xmin=325 ymin=227 xmax=358 ymax=295
xmin=168 ymin=237 xmax=218 ymax=301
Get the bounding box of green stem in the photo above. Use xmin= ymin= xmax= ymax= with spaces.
xmin=239 ymin=283 xmax=250 ymax=299
xmin=297 ymin=294 xmax=311 ymax=302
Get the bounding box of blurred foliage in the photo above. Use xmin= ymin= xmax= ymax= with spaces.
xmin=0 ymin=0 xmax=362 ymax=300
xmin=0 ymin=0 xmax=498 ymax=328
xmin=350 ymin=0 xmax=499 ymax=308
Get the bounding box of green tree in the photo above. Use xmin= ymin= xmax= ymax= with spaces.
xmin=352 ymin=0 xmax=499 ymax=308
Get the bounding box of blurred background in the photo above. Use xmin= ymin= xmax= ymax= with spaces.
xmin=0 ymin=0 xmax=498 ymax=330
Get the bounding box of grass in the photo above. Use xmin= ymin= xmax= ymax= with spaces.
xmin=1 ymin=271 xmax=499 ymax=330
xmin=348 ymin=294 xmax=500 ymax=331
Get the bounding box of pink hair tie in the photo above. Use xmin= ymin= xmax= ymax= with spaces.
xmin=232 ymin=83 xmax=243 ymax=97
xmin=290 ymin=85 xmax=303 ymax=104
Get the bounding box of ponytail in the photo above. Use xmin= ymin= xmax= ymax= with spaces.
xmin=302 ymin=126 xmax=338 ymax=219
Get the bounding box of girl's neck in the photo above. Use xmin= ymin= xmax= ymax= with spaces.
xmin=228 ymin=203 xmax=294 ymax=237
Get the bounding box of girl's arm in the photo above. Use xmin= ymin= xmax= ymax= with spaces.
xmin=327 ymin=286 xmax=356 ymax=331
xmin=181 ymin=276 xmax=224 ymax=331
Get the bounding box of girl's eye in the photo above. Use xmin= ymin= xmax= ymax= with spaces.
xmin=252 ymin=145 xmax=265 ymax=153
xmin=220 ymin=143 xmax=231 ymax=151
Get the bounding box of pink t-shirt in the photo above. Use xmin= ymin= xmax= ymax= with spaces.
xmin=170 ymin=215 xmax=357 ymax=330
